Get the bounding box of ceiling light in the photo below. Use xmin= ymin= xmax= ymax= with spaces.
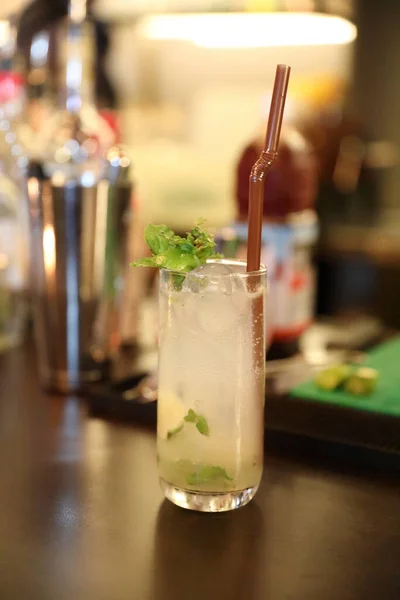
xmin=137 ymin=12 xmax=357 ymax=48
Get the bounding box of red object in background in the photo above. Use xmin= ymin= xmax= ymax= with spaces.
xmin=272 ymin=321 xmax=312 ymax=342
xmin=290 ymin=271 xmax=307 ymax=291
xmin=236 ymin=126 xmax=318 ymax=359
xmin=100 ymin=109 xmax=121 ymax=143
xmin=236 ymin=128 xmax=317 ymax=221
xmin=0 ymin=72 xmax=24 ymax=104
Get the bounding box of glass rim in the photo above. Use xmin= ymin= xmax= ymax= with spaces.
xmin=160 ymin=258 xmax=267 ymax=279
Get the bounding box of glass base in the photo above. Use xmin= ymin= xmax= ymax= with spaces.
xmin=160 ymin=478 xmax=259 ymax=513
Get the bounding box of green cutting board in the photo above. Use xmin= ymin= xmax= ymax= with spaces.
xmin=290 ymin=336 xmax=400 ymax=417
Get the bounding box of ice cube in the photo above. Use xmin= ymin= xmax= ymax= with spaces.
xmin=184 ymin=262 xmax=235 ymax=295
xmin=193 ymin=262 xmax=235 ymax=279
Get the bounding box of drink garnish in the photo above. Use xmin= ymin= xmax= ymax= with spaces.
xmin=315 ymin=364 xmax=352 ymax=391
xmin=184 ymin=408 xmax=209 ymax=436
xmin=185 ymin=465 xmax=233 ymax=486
xmin=344 ymin=367 xmax=379 ymax=396
xmin=166 ymin=408 xmax=209 ymax=440
xmin=130 ymin=221 xmax=221 ymax=273
xmin=315 ymin=364 xmax=379 ymax=396
xmin=166 ymin=422 xmax=184 ymax=440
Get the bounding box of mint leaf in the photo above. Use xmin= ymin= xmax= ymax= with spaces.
xmin=195 ymin=416 xmax=209 ymax=436
xmin=186 ymin=465 xmax=233 ymax=486
xmin=160 ymin=247 xmax=200 ymax=272
xmin=184 ymin=409 xmax=209 ymax=436
xmin=129 ymin=257 xmax=159 ymax=268
xmin=130 ymin=220 xmax=222 ymax=274
xmin=144 ymin=224 xmax=174 ymax=254
xmin=167 ymin=422 xmax=184 ymax=440
xmin=184 ymin=409 xmax=197 ymax=423
xmin=171 ymin=273 xmax=186 ymax=291
xmin=166 ymin=409 xmax=209 ymax=440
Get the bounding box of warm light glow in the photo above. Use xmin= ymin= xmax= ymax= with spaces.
xmin=0 ymin=21 xmax=10 ymax=49
xmin=27 ymin=177 xmax=40 ymax=220
xmin=138 ymin=12 xmax=357 ymax=48
xmin=0 ymin=253 xmax=8 ymax=271
xmin=27 ymin=177 xmax=39 ymax=201
xmin=69 ymin=0 xmax=87 ymax=23
xmin=43 ymin=224 xmax=56 ymax=274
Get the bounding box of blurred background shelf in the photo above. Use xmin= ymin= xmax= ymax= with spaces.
xmin=1 ymin=0 xmax=400 ymax=428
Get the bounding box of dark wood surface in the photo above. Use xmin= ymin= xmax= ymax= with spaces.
xmin=1 ymin=342 xmax=399 ymax=600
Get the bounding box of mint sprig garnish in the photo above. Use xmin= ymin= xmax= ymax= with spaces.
xmin=185 ymin=465 xmax=233 ymax=486
xmin=130 ymin=221 xmax=221 ymax=274
xmin=184 ymin=409 xmax=209 ymax=436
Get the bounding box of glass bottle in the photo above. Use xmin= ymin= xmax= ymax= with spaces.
xmin=0 ymin=19 xmax=29 ymax=352
xmin=26 ymin=1 xmax=134 ymax=391
xmin=232 ymin=122 xmax=319 ymax=359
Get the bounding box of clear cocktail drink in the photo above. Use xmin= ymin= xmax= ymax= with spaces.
xmin=157 ymin=259 xmax=266 ymax=512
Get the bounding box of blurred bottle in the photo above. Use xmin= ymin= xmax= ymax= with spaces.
xmin=230 ymin=108 xmax=318 ymax=359
xmin=299 ymin=92 xmax=382 ymax=229
xmin=26 ymin=1 xmax=135 ymax=391
xmin=17 ymin=29 xmax=54 ymax=161
xmin=0 ymin=19 xmax=29 ymax=352
xmin=17 ymin=0 xmax=120 ymax=147
xmin=23 ymin=7 xmax=115 ymax=172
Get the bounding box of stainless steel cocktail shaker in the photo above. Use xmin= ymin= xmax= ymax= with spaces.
xmin=28 ymin=146 xmax=133 ymax=392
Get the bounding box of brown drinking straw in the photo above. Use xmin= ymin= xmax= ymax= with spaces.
xmin=247 ymin=64 xmax=291 ymax=272
xmin=246 ymin=65 xmax=290 ymax=378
